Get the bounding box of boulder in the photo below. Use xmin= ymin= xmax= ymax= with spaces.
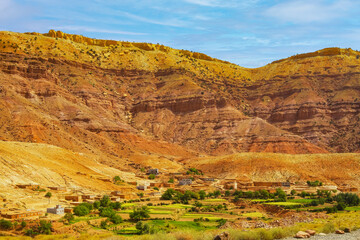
xmin=214 ymin=232 xmax=229 ymax=240
xmin=335 ymin=230 xmax=345 ymax=234
xmin=344 ymin=228 xmax=351 ymax=233
xmin=305 ymin=230 xmax=316 ymax=236
xmin=318 ymin=233 xmax=326 ymax=236
xmin=294 ymin=231 xmax=310 ymax=238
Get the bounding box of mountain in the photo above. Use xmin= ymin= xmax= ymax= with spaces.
xmin=0 ymin=30 xmax=360 ymax=188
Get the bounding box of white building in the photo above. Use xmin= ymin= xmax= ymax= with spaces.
xmin=47 ymin=205 xmax=64 ymax=215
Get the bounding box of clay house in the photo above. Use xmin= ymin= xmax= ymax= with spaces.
xmin=16 ymin=184 xmax=40 ymax=190
xmin=163 ymin=183 xmax=175 ymax=188
xmin=82 ymin=194 xmax=96 ymax=200
xmin=111 ymin=191 xmax=122 ymax=196
xmin=150 ymin=182 xmax=162 ymax=188
xmin=127 ymin=181 xmax=138 ymax=186
xmin=179 ymin=179 xmax=192 ymax=186
xmin=2 ymin=210 xmax=42 ymax=219
xmin=150 ymin=192 xmax=162 ymax=197
xmin=148 ymin=169 xmax=160 ymax=175
xmin=47 ymin=205 xmax=64 ymax=215
xmin=224 ymin=180 xmax=238 ymax=190
xmin=110 ymin=197 xmax=121 ymax=202
xmin=65 ymin=195 xmax=82 ymax=202
xmin=64 ymin=208 xmax=74 ymax=213
xmin=119 ymin=194 xmax=133 ymax=200
xmin=200 ymin=178 xmax=216 ymax=182
xmin=48 ymin=186 xmax=66 ymax=191
xmin=281 ymin=182 xmax=291 ymax=188
xmin=137 ymin=185 xmax=148 ymax=191
xmin=253 ymin=182 xmax=282 ymax=187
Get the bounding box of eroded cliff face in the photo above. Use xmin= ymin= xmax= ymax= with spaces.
xmin=0 ymin=30 xmax=359 ymax=158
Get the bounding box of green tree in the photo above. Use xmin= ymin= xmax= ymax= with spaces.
xmin=148 ymin=174 xmax=155 ymax=180
xmin=20 ymin=221 xmax=27 ymax=229
xmin=291 ymin=190 xmax=296 ymax=196
xmin=63 ymin=213 xmax=74 ymax=224
xmin=161 ymin=189 xmax=176 ymax=200
xmin=74 ymin=205 xmax=90 ymax=216
xmin=45 ymin=192 xmax=52 ymax=204
xmin=38 ymin=220 xmax=52 ymax=235
xmin=93 ymin=201 xmax=101 ymax=209
xmin=129 ymin=206 xmax=150 ymax=221
xmin=0 ymin=219 xmax=13 ymax=230
xmin=198 ymin=190 xmax=206 ymax=200
xmin=100 ymin=207 xmax=116 ymax=218
xmin=168 ymin=178 xmax=174 ymax=183
xmin=100 ymin=195 xmax=111 ymax=207
xmin=110 ymin=214 xmax=123 ymax=224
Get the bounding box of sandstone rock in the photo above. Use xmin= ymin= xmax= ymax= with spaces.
xmin=294 ymin=231 xmax=310 ymax=238
xmin=214 ymin=232 xmax=229 ymax=240
xmin=318 ymin=233 xmax=326 ymax=236
xmin=305 ymin=230 xmax=316 ymax=236
xmin=335 ymin=230 xmax=345 ymax=234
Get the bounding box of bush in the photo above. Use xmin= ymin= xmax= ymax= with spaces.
xmin=148 ymin=174 xmax=156 ymax=180
xmin=129 ymin=206 xmax=150 ymax=221
xmin=21 ymin=221 xmax=27 ymax=228
xmin=74 ymin=205 xmax=90 ymax=216
xmin=0 ymin=219 xmax=13 ymax=230
xmin=100 ymin=195 xmax=111 ymax=207
xmin=110 ymin=214 xmax=123 ymax=224
xmin=38 ymin=220 xmax=52 ymax=235
xmin=100 ymin=207 xmax=116 ymax=218
xmin=64 ymin=213 xmax=74 ymax=223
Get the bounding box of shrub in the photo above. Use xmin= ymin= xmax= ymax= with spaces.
xmin=148 ymin=174 xmax=156 ymax=180
xmin=100 ymin=195 xmax=111 ymax=207
xmin=0 ymin=219 xmax=13 ymax=230
xmin=74 ymin=205 xmax=90 ymax=216
xmin=110 ymin=214 xmax=123 ymax=224
xmin=100 ymin=207 xmax=116 ymax=218
xmin=129 ymin=206 xmax=150 ymax=221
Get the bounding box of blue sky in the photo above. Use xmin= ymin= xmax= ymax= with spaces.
xmin=1 ymin=0 xmax=359 ymax=67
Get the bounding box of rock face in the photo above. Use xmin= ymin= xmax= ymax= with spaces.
xmin=0 ymin=30 xmax=359 ymax=157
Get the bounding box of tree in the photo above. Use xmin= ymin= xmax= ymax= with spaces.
xmin=110 ymin=214 xmax=123 ymax=224
xmin=74 ymin=205 xmax=90 ymax=216
xmin=213 ymin=190 xmax=221 ymax=198
xmin=0 ymin=219 xmax=13 ymax=230
xmin=291 ymin=190 xmax=296 ymax=196
xmin=110 ymin=202 xmax=121 ymax=210
xmin=93 ymin=201 xmax=101 ymax=209
xmin=100 ymin=207 xmax=116 ymax=218
xmin=129 ymin=206 xmax=150 ymax=221
xmin=100 ymin=195 xmax=111 ymax=207
xmin=198 ymin=190 xmax=206 ymax=200
xmin=136 ymin=221 xmax=151 ymax=234
xmin=21 ymin=221 xmax=27 ymax=229
xmin=225 ymin=190 xmax=231 ymax=197
xmin=45 ymin=192 xmax=52 ymax=204
xmin=148 ymin=174 xmax=155 ymax=180
xmin=63 ymin=213 xmax=74 ymax=224
xmin=137 ymin=192 xmax=144 ymax=199
xmin=168 ymin=178 xmax=174 ymax=183
xmin=161 ymin=189 xmax=176 ymax=200
xmin=113 ymin=176 xmax=122 ymax=184
xmin=38 ymin=220 xmax=52 ymax=235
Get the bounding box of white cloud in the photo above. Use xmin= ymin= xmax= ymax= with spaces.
xmin=265 ymin=0 xmax=353 ymax=24
xmin=54 ymin=26 xmax=146 ymax=35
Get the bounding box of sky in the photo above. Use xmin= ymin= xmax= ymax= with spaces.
xmin=0 ymin=0 xmax=360 ymax=67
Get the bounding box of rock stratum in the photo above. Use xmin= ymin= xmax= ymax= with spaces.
xmin=0 ymin=30 xmax=360 ymax=187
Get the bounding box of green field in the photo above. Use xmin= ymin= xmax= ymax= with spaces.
xmin=345 ymin=206 xmax=360 ymax=211
xmin=242 ymin=212 xmax=264 ymax=218
xmin=202 ymin=198 xmax=226 ymax=202
xmin=264 ymin=202 xmax=301 ymax=206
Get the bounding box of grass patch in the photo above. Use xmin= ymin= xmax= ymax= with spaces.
xmin=264 ymin=202 xmax=301 ymax=206
xmin=345 ymin=206 xmax=360 ymax=211
xmin=288 ymin=198 xmax=314 ymax=203
xmin=202 ymin=198 xmax=226 ymax=202
xmin=242 ymin=212 xmax=263 ymax=218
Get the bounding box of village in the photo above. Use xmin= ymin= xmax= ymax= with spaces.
xmin=0 ymin=166 xmax=358 ymax=223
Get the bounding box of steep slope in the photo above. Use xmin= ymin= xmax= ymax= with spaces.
xmin=0 ymin=140 xmax=136 ymax=191
xmin=0 ymin=30 xmax=328 ymax=156
xmin=183 ymin=153 xmax=360 ymax=188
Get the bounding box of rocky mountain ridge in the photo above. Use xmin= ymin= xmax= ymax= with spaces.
xmin=0 ymin=30 xmax=359 ymax=160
